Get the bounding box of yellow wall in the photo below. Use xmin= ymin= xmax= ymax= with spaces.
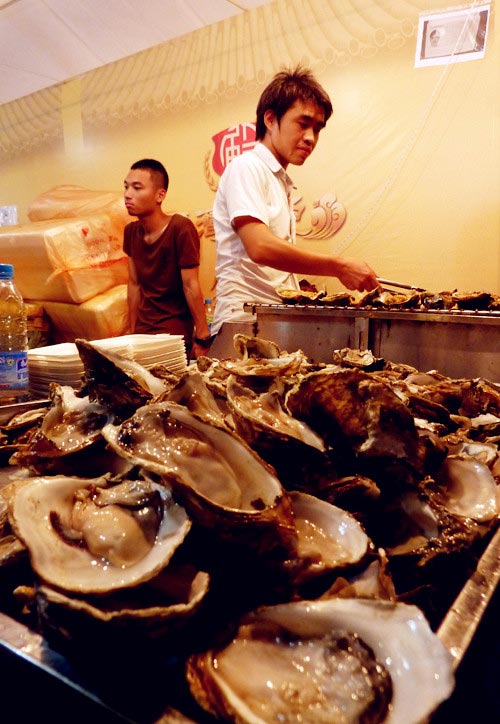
xmin=0 ymin=0 xmax=498 ymax=297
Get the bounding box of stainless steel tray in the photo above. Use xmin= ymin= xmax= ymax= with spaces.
xmin=0 ymin=398 xmax=50 ymax=425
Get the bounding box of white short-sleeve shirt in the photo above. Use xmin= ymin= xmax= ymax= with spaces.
xmin=211 ymin=142 xmax=299 ymax=334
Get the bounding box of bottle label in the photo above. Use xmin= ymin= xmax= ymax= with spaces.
xmin=0 ymin=351 xmax=29 ymax=390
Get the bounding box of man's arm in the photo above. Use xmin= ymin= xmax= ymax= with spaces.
xmin=181 ymin=266 xmax=211 ymax=357
xmin=126 ymin=257 xmax=141 ymax=333
xmin=235 ymin=217 xmax=379 ymax=292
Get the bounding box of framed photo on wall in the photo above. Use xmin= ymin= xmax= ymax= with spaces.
xmin=415 ymin=2 xmax=490 ymax=68
xmin=0 ymin=206 xmax=17 ymax=226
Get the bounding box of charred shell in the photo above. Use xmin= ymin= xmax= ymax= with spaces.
xmin=285 ymin=368 xmax=430 ymax=485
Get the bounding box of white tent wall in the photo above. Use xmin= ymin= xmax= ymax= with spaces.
xmin=0 ymin=0 xmax=498 ymax=298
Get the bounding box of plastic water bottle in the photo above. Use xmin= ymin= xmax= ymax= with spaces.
xmin=0 ymin=263 xmax=29 ymax=404
xmin=205 ymin=298 xmax=214 ymax=333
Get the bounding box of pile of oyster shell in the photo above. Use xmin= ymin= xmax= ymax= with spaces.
xmin=1 ymin=335 xmax=500 ymax=723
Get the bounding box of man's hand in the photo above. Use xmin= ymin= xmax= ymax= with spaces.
xmin=334 ymin=257 xmax=379 ymax=292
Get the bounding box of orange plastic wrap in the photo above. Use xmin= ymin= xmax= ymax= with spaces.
xmin=43 ymin=285 xmax=129 ymax=343
xmin=27 ymin=185 xmax=130 ymax=227
xmin=0 ymin=213 xmax=128 ymax=304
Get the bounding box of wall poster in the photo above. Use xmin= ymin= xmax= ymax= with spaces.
xmin=415 ymin=2 xmax=490 ymax=67
xmin=0 ymin=206 xmax=17 ymax=226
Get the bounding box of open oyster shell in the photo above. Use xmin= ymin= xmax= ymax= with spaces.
xmin=27 ymin=560 xmax=210 ymax=649
xmin=217 ymin=350 xmax=309 ymax=381
xmin=287 ymin=491 xmax=373 ymax=586
xmin=433 ymin=454 xmax=499 ymax=522
xmin=225 ymin=377 xmax=329 ymax=490
xmin=75 ymin=337 xmax=167 ymax=419
xmin=102 ymin=402 xmax=297 ymax=555
xmin=332 ymin=347 xmax=385 ymax=371
xmin=186 ymin=598 xmax=454 ymax=724
xmin=232 ymin=334 xmax=282 ymax=360
xmin=8 ymin=475 xmax=191 ymax=594
xmin=10 ymin=384 xmax=116 ymax=476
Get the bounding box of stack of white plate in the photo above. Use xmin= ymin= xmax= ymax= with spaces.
xmin=28 ymin=342 xmax=85 ymax=399
xmin=91 ymin=334 xmax=187 ymax=372
xmin=28 ymin=334 xmax=187 ymax=399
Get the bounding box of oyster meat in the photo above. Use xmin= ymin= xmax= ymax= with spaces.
xmin=187 ymin=598 xmax=454 ymax=724
xmin=10 ymin=384 xmax=115 ymax=475
xmin=8 ymin=475 xmax=191 ymax=594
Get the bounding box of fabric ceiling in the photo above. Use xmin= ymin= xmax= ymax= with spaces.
xmin=0 ymin=0 xmax=275 ymax=106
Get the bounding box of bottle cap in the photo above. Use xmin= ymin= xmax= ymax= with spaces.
xmin=0 ymin=264 xmax=14 ymax=279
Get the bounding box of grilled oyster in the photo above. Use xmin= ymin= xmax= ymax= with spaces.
xmin=452 ymin=291 xmax=493 ymax=310
xmin=186 ymin=598 xmax=454 ymax=724
xmin=317 ymin=291 xmax=353 ymax=307
xmin=419 ymin=291 xmax=455 ymax=310
xmin=370 ymin=290 xmax=421 ymax=309
xmin=8 ymin=475 xmax=191 ymax=594
xmin=276 ymin=287 xmax=325 ymax=304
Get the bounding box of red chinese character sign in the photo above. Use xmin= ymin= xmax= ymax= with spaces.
xmin=211 ymin=123 xmax=257 ymax=177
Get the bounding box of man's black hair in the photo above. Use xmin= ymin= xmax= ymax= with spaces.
xmin=130 ymin=158 xmax=169 ymax=191
xmin=255 ymin=65 xmax=333 ymax=141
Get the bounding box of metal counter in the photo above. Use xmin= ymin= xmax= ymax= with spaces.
xmin=243 ymin=304 xmax=500 ymax=380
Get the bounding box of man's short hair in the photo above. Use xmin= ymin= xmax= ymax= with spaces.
xmin=130 ymin=158 xmax=169 ymax=192
xmin=255 ymin=65 xmax=333 ymax=141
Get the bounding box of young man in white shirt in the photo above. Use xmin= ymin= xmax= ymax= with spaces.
xmin=211 ymin=66 xmax=379 ymax=336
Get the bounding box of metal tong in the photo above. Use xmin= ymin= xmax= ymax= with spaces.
xmin=376 ymin=277 xmax=426 ymax=293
